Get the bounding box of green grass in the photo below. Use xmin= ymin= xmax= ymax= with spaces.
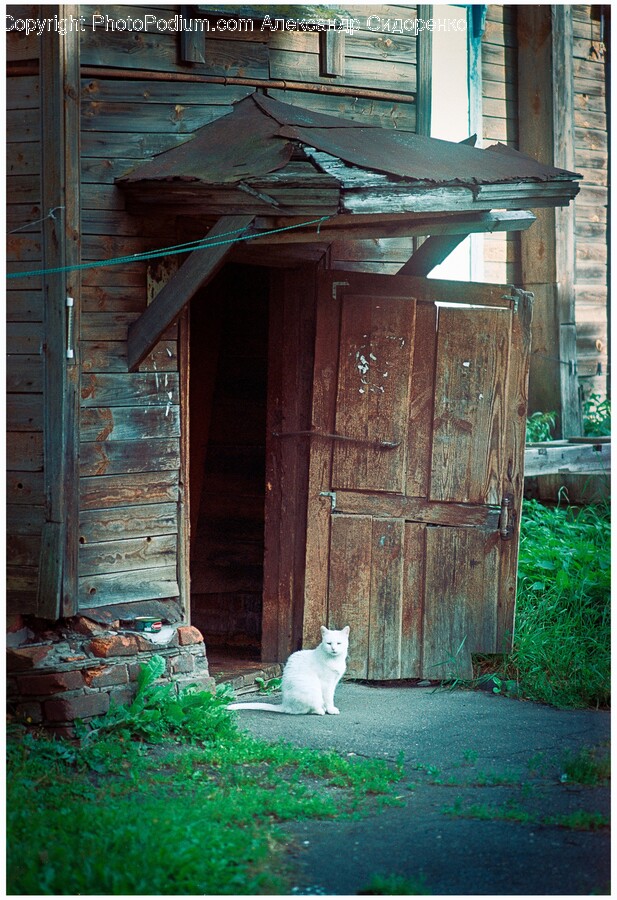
xmin=443 ymin=798 xmax=609 ymax=831
xmin=7 ymin=662 xmax=404 ymax=896
xmin=358 ymin=872 xmax=430 ymax=894
xmin=561 ymin=746 xmax=611 ymax=785
xmin=509 ymin=499 xmax=610 ymax=709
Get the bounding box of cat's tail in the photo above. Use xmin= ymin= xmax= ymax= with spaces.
xmin=227 ymin=701 xmax=288 ymax=713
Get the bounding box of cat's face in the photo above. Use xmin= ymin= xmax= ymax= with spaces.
xmin=320 ymin=625 xmax=350 ymax=656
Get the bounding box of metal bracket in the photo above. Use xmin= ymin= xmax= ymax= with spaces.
xmin=319 ymin=490 xmax=337 ymax=511
xmin=331 ymin=280 xmax=349 ymax=299
xmin=501 ymin=286 xmax=534 ymax=314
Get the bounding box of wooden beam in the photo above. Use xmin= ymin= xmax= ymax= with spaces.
xmin=251 ymin=210 xmax=537 ymax=245
xmin=397 ymin=234 xmax=467 ymax=277
xmin=126 ymin=215 xmax=254 ymax=371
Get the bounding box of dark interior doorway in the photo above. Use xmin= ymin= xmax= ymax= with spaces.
xmin=189 ymin=264 xmax=269 ymax=662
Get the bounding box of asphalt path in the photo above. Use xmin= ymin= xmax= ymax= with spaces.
xmin=232 ymin=682 xmax=610 ymax=896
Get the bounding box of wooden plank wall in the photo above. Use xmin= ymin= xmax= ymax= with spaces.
xmin=75 ymin=4 xmax=420 ymax=614
xmin=481 ymin=5 xmax=520 ymax=286
xmin=572 ymin=6 xmax=608 ymax=399
xmin=7 ymin=17 xmax=44 ymax=615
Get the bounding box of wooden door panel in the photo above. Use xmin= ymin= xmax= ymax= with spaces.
xmin=332 ymin=292 xmax=416 ymax=494
xmin=423 ymin=526 xmax=500 ymax=679
xmin=368 ymin=518 xmax=405 ymax=679
xmin=301 ymin=273 xmax=531 ymax=680
xmin=430 ymin=306 xmax=512 ymax=505
xmin=401 ymin=522 xmax=426 ymax=678
xmin=327 ymin=513 xmax=372 ymax=679
xmin=406 ymin=302 xmax=438 ymax=498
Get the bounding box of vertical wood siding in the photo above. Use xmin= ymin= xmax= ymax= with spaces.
xmin=572 ymin=5 xmax=608 ymax=397
xmin=7 ymin=15 xmax=44 ymax=614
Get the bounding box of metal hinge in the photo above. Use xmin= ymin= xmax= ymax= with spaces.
xmin=501 ymin=286 xmax=534 ymax=314
xmin=319 ymin=490 xmax=337 ymax=511
xmin=499 ymin=492 xmax=515 ymax=540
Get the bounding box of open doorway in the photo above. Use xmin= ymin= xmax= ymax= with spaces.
xmin=189 ymin=264 xmax=269 ymax=664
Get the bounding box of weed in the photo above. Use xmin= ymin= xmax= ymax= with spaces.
xmin=443 ymin=798 xmax=609 ymax=831
xmin=358 ymin=872 xmax=430 ymax=895
xmin=545 ymin=810 xmax=609 ymax=831
xmin=7 ymin=661 xmax=404 ymax=895
xmin=560 ymin=747 xmax=610 ymax=785
xmin=462 ymin=748 xmax=479 ymax=764
xmin=510 ymin=499 xmax=610 ymax=709
xmin=77 ymin=656 xmax=238 ymax=747
xmin=582 ymin=393 xmax=611 ymax=437
xmin=526 ymin=410 xmax=557 ymax=443
xmin=255 ymin=675 xmax=283 ymax=695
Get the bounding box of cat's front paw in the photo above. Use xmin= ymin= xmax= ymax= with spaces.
xmin=326 ymin=706 xmax=340 ymax=715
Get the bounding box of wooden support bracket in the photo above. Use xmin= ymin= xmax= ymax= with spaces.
xmin=126 ymin=215 xmax=254 ymax=371
xmin=398 ymin=233 xmax=468 ymax=277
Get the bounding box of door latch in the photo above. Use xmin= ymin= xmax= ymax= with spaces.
xmin=499 ymin=492 xmax=515 ymax=540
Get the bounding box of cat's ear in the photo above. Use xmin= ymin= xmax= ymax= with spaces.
xmin=320 ymin=625 xmax=327 ymax=637
xmin=343 ymin=625 xmax=350 ymax=635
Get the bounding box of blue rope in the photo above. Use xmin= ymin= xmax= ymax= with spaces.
xmin=6 ymin=216 xmax=332 ymax=280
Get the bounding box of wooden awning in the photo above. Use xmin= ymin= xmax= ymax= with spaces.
xmin=117 ymin=92 xmax=581 ymax=370
xmin=117 ymin=92 xmax=580 ymax=217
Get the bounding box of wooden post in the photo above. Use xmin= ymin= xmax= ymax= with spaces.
xmin=517 ymin=5 xmax=582 ymax=436
xmin=38 ymin=5 xmax=81 ymax=618
xmin=416 ymin=4 xmax=433 ymax=136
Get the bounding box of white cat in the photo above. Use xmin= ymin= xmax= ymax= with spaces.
xmin=228 ymin=626 xmax=350 ymax=715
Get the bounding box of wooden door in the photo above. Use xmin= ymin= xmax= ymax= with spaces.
xmin=302 ymin=272 xmax=532 ymax=679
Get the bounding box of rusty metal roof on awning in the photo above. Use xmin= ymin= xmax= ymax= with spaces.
xmin=118 ymin=91 xmax=580 ymax=190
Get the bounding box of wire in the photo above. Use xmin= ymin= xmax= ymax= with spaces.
xmin=8 ymin=206 xmax=65 ymax=235
xmin=6 ymin=216 xmax=332 ymax=280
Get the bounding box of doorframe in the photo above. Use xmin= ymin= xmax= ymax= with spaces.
xmin=178 ymin=307 xmax=192 ymax=624
xmin=262 ymin=263 xmax=321 ymax=662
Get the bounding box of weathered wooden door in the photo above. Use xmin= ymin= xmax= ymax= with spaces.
xmin=302 ymin=272 xmax=532 ymax=679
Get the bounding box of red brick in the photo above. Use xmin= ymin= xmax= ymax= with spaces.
xmin=6 ymin=645 xmax=53 ymax=671
xmin=7 ymin=614 xmax=25 ymax=633
xmin=83 ymin=665 xmax=129 ymax=688
xmin=88 ymin=634 xmax=139 ymax=658
xmin=17 ymin=670 xmax=85 ymax=696
xmin=68 ymin=616 xmax=105 ymax=637
xmin=177 ymin=626 xmax=204 ymax=647
xmin=44 ymin=692 xmax=110 ymax=723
